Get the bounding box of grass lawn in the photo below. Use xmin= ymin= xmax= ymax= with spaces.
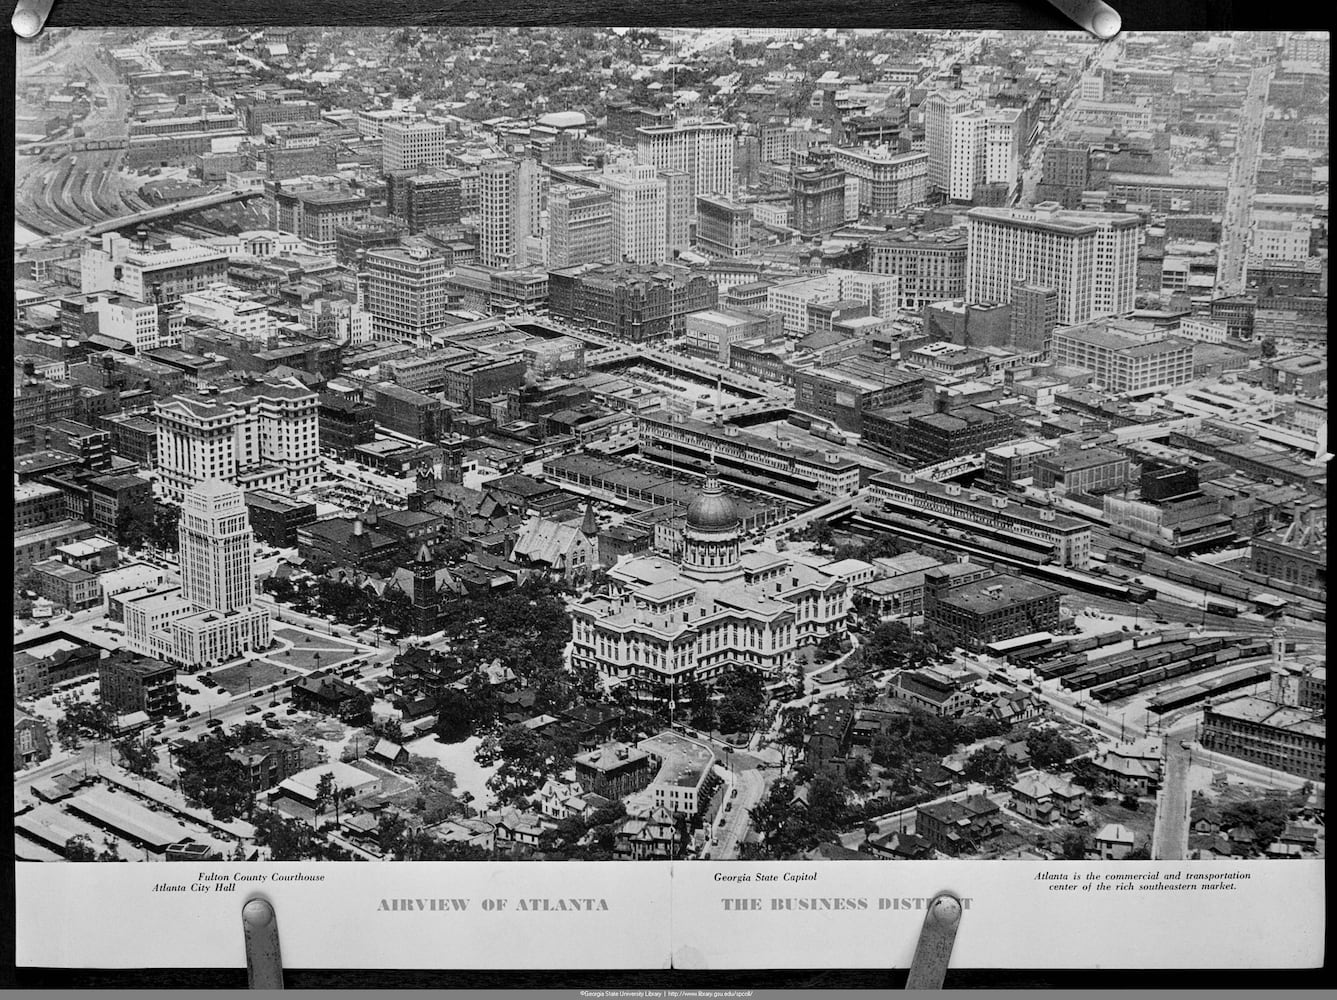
xmin=274 ymin=626 xmax=360 ymax=653
xmin=270 ymin=628 xmax=361 ymax=670
xmin=272 ymin=646 xmax=359 ymax=670
xmin=211 ymin=658 xmax=294 ymax=695
xmin=1087 ymin=793 xmax=1158 ymax=853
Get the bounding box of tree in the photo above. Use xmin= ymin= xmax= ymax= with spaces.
xmin=315 ymin=772 xmax=335 ymax=818
xmin=176 ymin=732 xmax=256 ymax=821
xmin=809 ymin=519 xmax=834 ymax=554
xmin=1026 ymin=729 xmax=1078 ymax=771
xmin=845 ymin=755 xmax=870 ymax=788
xmin=715 ymin=669 xmax=765 ymax=736
xmin=964 ymin=747 xmax=1016 ymax=789
xmin=253 ymin=808 xmax=327 ymax=861
xmin=149 ymin=502 xmax=182 ymax=553
xmin=1259 ymin=337 xmax=1278 ymax=359
xmin=116 ymin=737 xmax=158 ymax=778
xmin=115 ymin=502 xmax=154 ymax=550
xmin=1060 ymin=830 xmax=1088 ymax=860
xmin=65 ymin=835 xmax=97 ymax=861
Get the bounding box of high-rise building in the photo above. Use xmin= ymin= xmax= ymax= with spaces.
xmin=924 ymin=90 xmax=1024 ymax=202
xmin=636 ymin=120 xmax=736 ymax=201
xmin=1008 ymin=280 xmax=1058 ymax=353
xmin=385 ymin=168 xmax=463 ymax=233
xmin=381 ymin=118 xmax=456 ymax=172
xmin=153 ymin=377 xmax=320 ymax=500
xmin=479 ymin=158 xmax=542 ymax=269
xmin=830 ymin=147 xmax=928 ymax=216
xmin=547 ymin=184 xmax=614 ymax=268
xmin=271 ymin=186 xmax=372 ymax=255
xmin=178 ymin=479 xmax=256 ymax=612
xmin=362 ymin=246 xmax=450 ymax=344
xmin=791 ymin=165 xmax=848 ymax=239
xmin=660 ymin=169 xmax=693 ymax=255
xmin=924 ymin=89 xmax=975 ymax=196
xmin=966 ymin=203 xmax=1140 ymax=325
xmin=121 ymin=479 xmax=270 ymax=670
xmin=867 ymin=230 xmax=969 ymax=310
xmin=598 ymin=161 xmax=667 ymax=265
xmin=695 ymin=195 xmax=752 ymax=258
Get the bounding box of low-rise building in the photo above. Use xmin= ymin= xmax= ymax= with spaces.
xmin=915 ymin=795 xmax=1002 ymax=855
xmin=1093 ymin=823 xmax=1136 ymax=860
xmin=923 ymin=568 xmax=1063 ymax=651
xmin=638 ymin=731 xmax=716 ymax=817
xmin=892 ymin=668 xmax=977 ymax=718
xmin=99 ymin=651 xmax=180 ymax=719
xmin=1009 ymin=774 xmax=1087 ymax=825
xmin=15 ymin=710 xmax=53 ymax=770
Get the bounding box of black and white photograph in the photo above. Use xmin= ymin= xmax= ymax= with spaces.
xmin=11 ymin=23 xmax=1326 ymax=896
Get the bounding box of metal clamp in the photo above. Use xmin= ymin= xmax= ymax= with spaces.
xmin=905 ymin=892 xmax=963 ymax=990
xmin=242 ymin=897 xmax=285 ymax=990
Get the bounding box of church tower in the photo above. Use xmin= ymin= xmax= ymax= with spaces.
xmin=411 ymin=542 xmax=439 ymax=636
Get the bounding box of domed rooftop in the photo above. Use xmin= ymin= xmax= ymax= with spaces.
xmin=685 ymin=464 xmax=739 ymax=533
xmin=537 ymin=110 xmax=587 ymax=129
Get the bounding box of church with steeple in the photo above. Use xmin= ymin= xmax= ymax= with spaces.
xmin=569 ymin=463 xmax=851 ymax=697
xmin=509 ymin=499 xmax=603 ymax=584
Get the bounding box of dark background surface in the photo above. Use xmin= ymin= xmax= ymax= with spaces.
xmin=40 ymin=0 xmax=1246 ymax=29
xmin=4 ymin=0 xmax=1331 ymax=990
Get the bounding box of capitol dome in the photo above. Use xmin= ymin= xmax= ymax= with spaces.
xmin=685 ymin=464 xmax=739 ymax=533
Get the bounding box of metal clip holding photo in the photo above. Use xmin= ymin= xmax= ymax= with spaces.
xmin=12 ymin=0 xmax=54 ymax=37
xmin=905 ymin=891 xmax=964 ymax=989
xmin=1044 ymin=0 xmax=1123 ymax=39
xmin=242 ymin=897 xmax=285 ymax=990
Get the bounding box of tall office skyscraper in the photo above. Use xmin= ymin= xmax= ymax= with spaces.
xmin=598 ymin=161 xmax=668 ymax=265
xmin=926 ymin=90 xmax=1024 ymax=202
xmin=479 ymin=158 xmax=542 ymax=269
xmin=966 ymin=204 xmax=1141 ymax=326
xmin=362 ymin=246 xmax=450 ymax=344
xmin=179 ymin=479 xmax=256 ymax=612
xmin=547 ymin=184 xmax=614 ymax=268
xmin=635 ymin=120 xmax=736 ymax=201
xmin=924 ymin=89 xmax=975 ymax=196
xmin=660 ymin=168 xmax=693 ymax=254
xmin=382 ymin=119 xmax=455 ymax=172
xmin=124 ymin=478 xmax=271 ymax=668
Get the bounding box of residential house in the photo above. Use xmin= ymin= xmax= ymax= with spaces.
xmin=1090 ymin=743 xmax=1162 ymax=796
xmin=291 ymin=673 xmax=373 ymax=724
xmin=367 ymin=739 xmax=408 ymax=767
xmin=1093 ymin=822 xmax=1136 ymax=860
xmin=863 ymin=830 xmax=933 ymax=859
xmin=228 ymin=737 xmax=303 ymax=790
xmin=985 ymin=690 xmax=1045 ymax=726
xmin=915 ymin=795 xmax=1002 ymax=855
xmin=614 ymin=805 xmax=681 ymax=860
xmin=1009 ymin=774 xmax=1088 ymax=825
xmin=490 ymin=807 xmax=551 ymax=853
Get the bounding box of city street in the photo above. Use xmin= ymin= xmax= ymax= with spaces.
xmin=1151 ymin=732 xmax=1193 ymax=860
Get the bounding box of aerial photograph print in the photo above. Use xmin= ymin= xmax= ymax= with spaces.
xmin=12 ymin=26 xmax=1328 ymax=870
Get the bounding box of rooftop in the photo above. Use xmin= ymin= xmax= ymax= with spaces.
xmin=638 ymin=731 xmax=715 ymax=789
